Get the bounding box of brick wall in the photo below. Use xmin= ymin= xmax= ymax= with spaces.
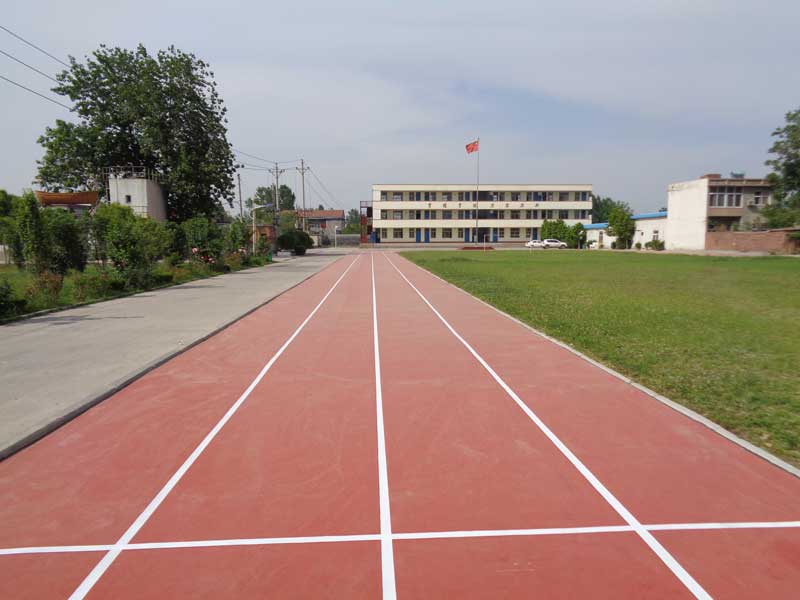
xmin=705 ymin=229 xmax=800 ymax=254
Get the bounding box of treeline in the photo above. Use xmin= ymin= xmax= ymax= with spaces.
xmin=0 ymin=191 xmax=267 ymax=319
xmin=540 ymin=220 xmax=586 ymax=248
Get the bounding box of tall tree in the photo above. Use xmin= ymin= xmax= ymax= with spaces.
xmin=37 ymin=45 xmax=237 ymax=222
xmin=764 ymin=107 xmax=800 ymax=227
xmin=607 ymin=205 xmax=635 ymax=248
xmin=591 ymin=195 xmax=631 ymax=223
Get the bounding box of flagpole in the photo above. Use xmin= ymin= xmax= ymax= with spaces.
xmin=475 ymin=137 xmax=479 ymax=243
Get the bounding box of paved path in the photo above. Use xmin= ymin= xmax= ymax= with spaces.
xmin=0 ymin=252 xmax=347 ymax=458
xmin=1 ymin=251 xmax=799 ymax=598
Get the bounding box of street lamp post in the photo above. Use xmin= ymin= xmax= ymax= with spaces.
xmin=251 ymin=204 xmax=272 ymax=255
xmin=334 ymin=226 xmax=340 ymax=248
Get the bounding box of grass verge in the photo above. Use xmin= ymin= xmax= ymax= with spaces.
xmin=0 ymin=255 xmax=271 ymax=322
xmin=403 ymin=250 xmax=800 ymax=467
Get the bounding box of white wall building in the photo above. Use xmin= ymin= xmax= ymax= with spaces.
xmin=371 ymin=184 xmax=592 ymax=244
xmin=584 ymin=211 xmax=667 ymax=249
xmin=666 ymin=173 xmax=772 ymax=250
xmin=108 ymin=175 xmax=167 ymax=221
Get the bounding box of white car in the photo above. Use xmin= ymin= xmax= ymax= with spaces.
xmin=525 ymin=239 xmax=544 ymax=248
xmin=541 ymin=239 xmax=568 ymax=249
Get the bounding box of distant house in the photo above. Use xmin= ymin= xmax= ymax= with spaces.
xmin=34 ymin=191 xmax=99 ymax=217
xmin=292 ymin=209 xmax=345 ymax=235
xmin=107 ymin=168 xmax=167 ymax=221
xmin=585 ymin=211 xmax=667 ymax=249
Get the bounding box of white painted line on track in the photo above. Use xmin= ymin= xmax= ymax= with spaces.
xmin=393 ymin=525 xmax=632 ymax=540
xmin=4 ymin=521 xmax=800 ymax=556
xmin=371 ymin=253 xmax=397 ymax=600
xmin=384 ymin=254 xmax=713 ymax=600
xmin=67 ymin=256 xmax=361 ymax=600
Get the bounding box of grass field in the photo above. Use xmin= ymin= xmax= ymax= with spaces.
xmin=403 ymin=250 xmax=800 ymax=467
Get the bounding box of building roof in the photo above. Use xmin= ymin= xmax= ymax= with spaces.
xmin=35 ymin=191 xmax=99 ymax=206
xmin=584 ymin=211 xmax=667 ymax=230
xmin=373 ymin=184 xmax=592 ymax=191
xmin=294 ymin=209 xmax=344 ymax=219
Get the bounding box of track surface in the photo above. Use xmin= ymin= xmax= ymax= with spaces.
xmin=1 ymin=252 xmax=799 ymax=599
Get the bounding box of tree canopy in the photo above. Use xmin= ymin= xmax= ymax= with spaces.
xmin=591 ymin=195 xmax=631 ymax=224
xmin=37 ymin=44 xmax=237 ymax=222
xmin=607 ymin=205 xmax=635 ymax=248
xmin=764 ymin=107 xmax=800 ymax=227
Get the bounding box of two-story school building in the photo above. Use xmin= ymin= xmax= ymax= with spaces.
xmin=371 ymin=184 xmax=593 ymax=244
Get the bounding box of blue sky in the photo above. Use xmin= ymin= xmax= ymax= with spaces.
xmin=2 ymin=0 xmax=799 ymax=213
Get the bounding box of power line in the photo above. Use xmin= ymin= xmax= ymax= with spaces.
xmin=0 ymin=24 xmax=69 ymax=68
xmin=0 ymin=73 xmax=72 ymax=110
xmin=308 ymin=168 xmax=344 ymax=209
xmin=232 ymin=148 xmax=302 ymax=166
xmin=0 ymin=48 xmax=58 ymax=82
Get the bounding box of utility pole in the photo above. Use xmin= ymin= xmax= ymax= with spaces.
xmin=237 ymin=173 xmax=243 ymax=219
xmin=296 ymin=159 xmax=310 ymax=232
xmin=268 ymin=162 xmax=286 ymax=254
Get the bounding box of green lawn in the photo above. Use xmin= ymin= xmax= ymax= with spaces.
xmin=403 ymin=250 xmax=800 ymax=467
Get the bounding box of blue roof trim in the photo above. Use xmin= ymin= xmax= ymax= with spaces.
xmin=584 ymin=211 xmax=667 ymax=230
xmin=632 ymin=211 xmax=667 ymax=220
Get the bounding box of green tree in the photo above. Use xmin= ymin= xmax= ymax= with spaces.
xmin=607 ymin=205 xmax=635 ymax=249
xmin=343 ymin=208 xmax=361 ymax=233
xmin=763 ymin=107 xmax=800 ymax=227
xmin=540 ymin=219 xmax=571 ymax=242
xmin=14 ymin=192 xmax=49 ymax=273
xmin=37 ymin=44 xmax=236 ymax=221
xmin=0 ymin=190 xmax=15 ymax=217
xmin=591 ymin=195 xmax=631 ymax=223
xmin=41 ymin=209 xmax=87 ymax=275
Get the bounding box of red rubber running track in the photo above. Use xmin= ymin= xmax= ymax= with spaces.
xmin=1 ymin=252 xmax=799 ymax=599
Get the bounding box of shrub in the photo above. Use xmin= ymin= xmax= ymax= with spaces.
xmin=611 ymin=241 xmax=617 ymax=249
xmin=42 ymin=208 xmax=88 ymax=275
xmin=25 ymin=271 xmax=64 ymax=308
xmin=635 ymin=242 xmax=642 ymax=250
xmin=278 ymin=229 xmax=313 ymax=254
xmin=0 ymin=279 xmax=19 ymax=319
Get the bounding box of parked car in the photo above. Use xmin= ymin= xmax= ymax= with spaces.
xmin=525 ymin=239 xmax=544 ymax=248
xmin=542 ymin=239 xmax=567 ymax=249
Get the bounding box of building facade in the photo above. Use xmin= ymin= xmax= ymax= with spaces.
xmin=293 ymin=209 xmax=345 ymax=235
xmin=371 ymin=184 xmax=592 ymax=244
xmin=584 ymin=211 xmax=667 ymax=249
xmin=666 ymin=173 xmax=772 ymax=250
xmin=107 ymin=169 xmax=167 ymax=221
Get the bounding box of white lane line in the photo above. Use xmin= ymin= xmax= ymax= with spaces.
xmin=4 ymin=520 xmax=800 ymax=556
xmin=646 ymin=521 xmax=800 ymax=532
xmin=67 ymin=256 xmax=361 ymax=600
xmin=371 ymin=253 xmax=397 ymax=600
xmin=384 ymin=255 xmax=713 ymax=600
xmin=394 ymin=525 xmax=632 ymax=540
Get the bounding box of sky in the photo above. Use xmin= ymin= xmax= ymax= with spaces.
xmin=2 ymin=0 xmax=799 ymax=214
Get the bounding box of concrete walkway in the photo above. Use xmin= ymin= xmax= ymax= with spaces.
xmin=0 ymin=251 xmax=349 ymax=459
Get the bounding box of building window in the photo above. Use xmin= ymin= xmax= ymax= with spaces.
xmin=511 ymin=192 xmax=520 ymax=201
xmin=430 ymin=228 xmax=437 ymax=238
xmin=510 ymin=210 xmax=520 ymax=219
xmin=558 ymin=192 xmax=569 ymax=202
xmin=442 ymin=192 xmax=451 ymax=201
xmin=559 ymin=210 xmax=569 ymax=219
xmin=424 ymin=191 xmax=436 ymax=201
xmin=408 ymin=228 xmax=416 ymax=238
xmin=524 ymin=228 xmax=531 ymax=238
xmin=442 ymin=228 xmax=453 ymax=238
xmin=380 ymin=210 xmax=388 ymax=219
xmin=392 ymin=229 xmax=402 ymax=239
xmin=392 ymin=192 xmax=402 ymax=201
xmin=442 ymin=210 xmax=453 ymax=219
xmin=510 ymin=228 xmax=520 ymax=238
xmin=393 ymin=210 xmax=403 ymax=220
xmin=752 ymin=190 xmax=767 ymax=205
xmin=531 ymin=210 xmax=539 ymax=219
xmin=653 ymin=230 xmax=660 ymax=241
xmin=125 ymin=194 xmax=132 ymax=204
xmin=577 ymin=191 xmax=588 ymax=201
xmin=380 ymin=192 xmax=387 ymax=201
xmin=457 ymin=228 xmax=464 ymax=238
xmin=498 ymin=228 xmax=505 ymax=239
xmin=490 ymin=191 xmax=500 ymax=202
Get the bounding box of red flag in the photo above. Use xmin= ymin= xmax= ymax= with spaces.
xmin=465 ymin=139 xmax=479 ymax=154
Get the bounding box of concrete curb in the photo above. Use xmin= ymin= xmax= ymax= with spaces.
xmin=399 ymin=253 xmax=800 ymax=480
xmin=0 ymin=257 xmax=342 ymax=462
